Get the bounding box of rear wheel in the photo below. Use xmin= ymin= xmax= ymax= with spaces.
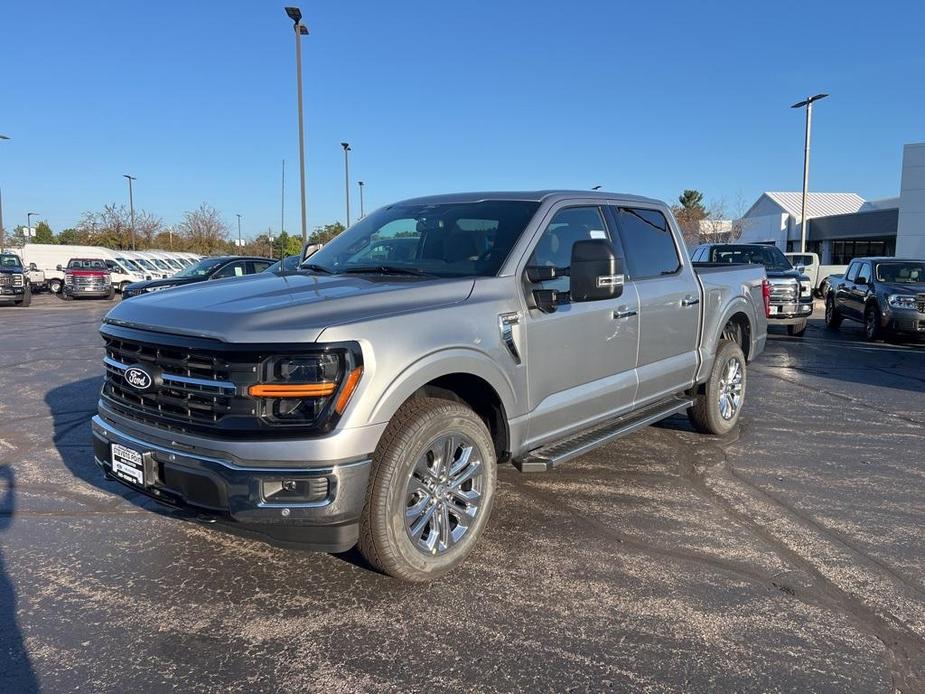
xmin=15 ymin=286 xmax=32 ymax=307
xmin=864 ymin=304 xmax=882 ymax=341
xmin=787 ymin=320 xmax=807 ymax=337
xmin=119 ymin=281 xmax=129 ymax=293
xmin=824 ymin=295 xmax=842 ymax=329
xmin=358 ymin=397 xmax=496 ymax=581
xmin=688 ymin=339 xmax=747 ymax=436
xmin=48 ymin=278 xmax=62 ymax=294
xmin=106 ymin=288 xmax=116 ymax=300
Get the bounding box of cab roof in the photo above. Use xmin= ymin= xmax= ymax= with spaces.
xmin=390 ymin=190 xmax=664 ymax=207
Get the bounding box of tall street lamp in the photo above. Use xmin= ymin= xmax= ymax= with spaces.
xmin=791 ymin=93 xmax=828 ymax=253
xmin=123 ymin=174 xmax=137 ymax=250
xmin=341 ymin=142 xmax=351 ymax=226
xmin=358 ymin=180 xmax=365 ymax=219
xmin=27 ymin=211 xmax=39 ymax=239
xmin=285 ymin=7 xmax=310 ymax=243
xmin=236 ymin=213 xmax=243 ymax=248
xmin=0 ymin=135 xmax=9 ymax=248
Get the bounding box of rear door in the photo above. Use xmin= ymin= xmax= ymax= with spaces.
xmin=847 ymin=261 xmax=873 ymax=317
xmin=610 ymin=206 xmax=700 ymax=405
xmin=837 ymin=261 xmax=861 ymax=318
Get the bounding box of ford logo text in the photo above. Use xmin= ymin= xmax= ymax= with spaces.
xmin=124 ymin=367 xmax=153 ymax=391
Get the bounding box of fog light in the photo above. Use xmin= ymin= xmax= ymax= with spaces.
xmin=262 ymin=478 xmax=329 ymax=504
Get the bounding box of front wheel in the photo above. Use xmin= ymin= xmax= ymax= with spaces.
xmin=787 ymin=320 xmax=807 ymax=337
xmin=15 ymin=286 xmax=32 ymax=307
xmin=687 ymin=339 xmax=747 ymax=436
xmin=48 ymin=279 xmax=62 ymax=294
xmin=358 ymin=397 xmax=496 ymax=581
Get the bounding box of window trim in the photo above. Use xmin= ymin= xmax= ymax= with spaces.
xmin=609 ymin=205 xmax=683 ymax=281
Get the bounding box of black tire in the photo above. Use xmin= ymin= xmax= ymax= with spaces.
xmin=48 ymin=279 xmax=62 ymax=294
xmin=824 ymin=295 xmax=842 ymax=329
xmin=787 ymin=320 xmax=807 ymax=337
xmin=62 ymin=292 xmax=74 ymax=301
xmin=358 ymin=397 xmax=497 ymax=581
xmin=119 ymin=281 xmax=129 ymax=293
xmin=864 ymin=304 xmax=882 ymax=341
xmin=106 ymin=288 xmax=116 ymax=300
xmin=687 ymin=339 xmax=747 ymax=436
xmin=15 ymin=286 xmax=31 ymax=307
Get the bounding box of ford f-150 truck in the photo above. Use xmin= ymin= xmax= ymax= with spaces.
xmin=92 ymin=191 xmax=768 ymax=581
xmin=692 ymin=243 xmax=813 ymax=336
xmin=824 ymin=257 xmax=925 ymax=340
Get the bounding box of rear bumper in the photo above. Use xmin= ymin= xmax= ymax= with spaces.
xmin=91 ymin=414 xmax=373 ymax=552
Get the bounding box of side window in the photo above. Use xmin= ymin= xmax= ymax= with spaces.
xmin=528 ymin=206 xmax=609 ymax=292
xmin=691 ymin=247 xmax=704 ymax=262
xmin=845 ymin=262 xmax=859 ymax=282
xmin=249 ymin=261 xmax=272 ymax=274
xmin=105 ymin=261 xmax=118 ymax=272
xmin=857 ymin=262 xmax=871 ymax=284
xmin=613 ymin=207 xmax=681 ymax=279
xmin=212 ymin=261 xmax=247 ymax=279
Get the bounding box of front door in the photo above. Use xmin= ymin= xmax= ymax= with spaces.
xmin=521 ymin=205 xmax=639 ymax=449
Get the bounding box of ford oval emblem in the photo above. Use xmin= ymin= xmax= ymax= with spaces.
xmin=124 ymin=366 xmax=153 ymax=391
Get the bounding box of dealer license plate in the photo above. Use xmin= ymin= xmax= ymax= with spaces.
xmin=111 ymin=443 xmax=145 ymax=487
xmin=769 ymin=305 xmax=780 ymax=315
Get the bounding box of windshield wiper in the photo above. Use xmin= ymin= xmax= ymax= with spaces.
xmin=340 ymin=265 xmax=435 ymax=277
xmin=299 ymin=263 xmax=334 ymax=274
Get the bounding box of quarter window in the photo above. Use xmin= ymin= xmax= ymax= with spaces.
xmin=613 ymin=208 xmax=680 ymax=279
xmin=212 ymin=261 xmax=247 ymax=279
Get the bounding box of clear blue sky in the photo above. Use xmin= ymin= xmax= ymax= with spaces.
xmin=1 ymin=0 xmax=923 ymax=238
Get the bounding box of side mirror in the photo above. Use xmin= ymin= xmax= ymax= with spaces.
xmin=794 ymin=264 xmax=805 ymax=274
xmin=855 ymin=276 xmax=867 ymax=286
xmin=570 ymin=239 xmax=624 ymax=302
xmin=29 ymin=263 xmax=37 ymax=271
xmin=525 ymin=265 xmax=564 ymax=283
xmin=301 ymin=242 xmax=323 ymax=261
xmin=56 ymin=264 xmax=63 ymax=272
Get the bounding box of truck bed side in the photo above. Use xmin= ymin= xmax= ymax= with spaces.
xmin=692 ymin=263 xmax=768 ymax=384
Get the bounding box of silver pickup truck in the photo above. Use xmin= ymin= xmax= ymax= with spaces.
xmin=92 ymin=191 xmax=768 ymax=581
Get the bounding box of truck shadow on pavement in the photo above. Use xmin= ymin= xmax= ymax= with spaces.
xmin=46 ymin=376 xmax=376 ymax=571
xmin=0 ymin=465 xmax=40 ymax=694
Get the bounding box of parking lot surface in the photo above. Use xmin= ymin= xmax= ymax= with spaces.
xmin=1 ymin=293 xmax=924 ymax=692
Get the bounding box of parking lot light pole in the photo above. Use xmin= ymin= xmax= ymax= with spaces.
xmin=0 ymin=135 xmax=9 ymax=248
xmin=285 ymin=7 xmax=310 ymax=244
xmin=358 ymin=180 xmax=365 ymax=219
xmin=236 ymin=214 xmax=243 ymax=248
xmin=791 ymin=93 xmax=828 ymax=254
xmin=123 ymin=174 xmax=137 ymax=250
xmin=341 ymin=142 xmax=351 ymax=226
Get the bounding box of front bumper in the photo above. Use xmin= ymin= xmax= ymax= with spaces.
xmin=65 ymin=286 xmax=111 ymax=298
xmin=885 ymin=309 xmax=925 ymax=335
xmin=91 ymin=414 xmax=373 ymax=552
xmin=768 ymin=299 xmax=814 ymax=326
xmin=0 ymin=285 xmax=25 ymax=300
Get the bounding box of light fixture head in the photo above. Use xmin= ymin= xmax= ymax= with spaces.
xmin=285 ymin=7 xmax=302 ymax=22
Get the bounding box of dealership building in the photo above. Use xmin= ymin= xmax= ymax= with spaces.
xmin=737 ymin=142 xmax=925 ymax=263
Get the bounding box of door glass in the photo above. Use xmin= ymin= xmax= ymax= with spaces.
xmin=856 ymin=262 xmax=871 ymax=284
xmin=528 ymin=206 xmax=609 ymax=293
xmin=213 ymin=262 xmax=246 ymax=279
xmin=614 ymin=208 xmax=680 ymax=279
xmin=845 ymin=262 xmax=859 ymax=282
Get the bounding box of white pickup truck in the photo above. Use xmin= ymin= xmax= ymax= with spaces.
xmin=785 ymin=252 xmax=848 ymax=297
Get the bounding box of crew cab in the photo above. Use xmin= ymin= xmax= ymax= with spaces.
xmin=824 ymin=257 xmax=925 ymax=340
xmin=92 ymin=191 xmax=767 ymax=581
xmin=692 ymin=243 xmax=813 ymax=336
xmin=60 ymin=258 xmax=114 ymax=300
xmin=0 ymin=252 xmax=32 ymax=306
xmin=121 ymin=256 xmax=274 ymax=299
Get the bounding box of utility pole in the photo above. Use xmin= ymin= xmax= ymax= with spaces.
xmin=358 ymin=180 xmax=365 ymax=219
xmin=280 ymin=158 xmax=285 ymax=237
xmin=236 ymin=214 xmax=243 ymax=248
xmin=285 ymin=7 xmax=310 ymax=243
xmin=123 ymin=174 xmax=137 ymax=250
xmin=0 ymin=135 xmax=10 ymax=248
xmin=791 ymin=93 xmax=828 ymax=253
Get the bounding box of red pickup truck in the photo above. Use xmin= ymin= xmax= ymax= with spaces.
xmin=60 ymin=258 xmax=115 ymax=300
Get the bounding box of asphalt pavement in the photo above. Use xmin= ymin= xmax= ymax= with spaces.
xmin=1 ymin=293 xmax=924 ymax=693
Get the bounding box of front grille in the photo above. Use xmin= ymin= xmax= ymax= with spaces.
xmin=71 ymin=275 xmax=109 ymax=290
xmin=101 ymin=331 xmax=261 ymax=434
xmin=0 ymin=274 xmax=10 ymax=286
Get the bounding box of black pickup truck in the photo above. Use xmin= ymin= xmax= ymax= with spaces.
xmin=0 ymin=252 xmax=32 ymax=306
xmin=824 ymin=257 xmax=925 ymax=340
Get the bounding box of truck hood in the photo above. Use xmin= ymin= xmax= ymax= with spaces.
xmin=104 ymin=271 xmax=475 ymax=343
xmin=877 ymin=281 xmax=925 ymax=295
xmin=765 ymin=269 xmax=804 ymax=281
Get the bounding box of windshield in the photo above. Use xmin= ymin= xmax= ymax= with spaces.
xmin=68 ymin=258 xmax=108 ymax=270
xmin=149 ymin=258 xmax=171 ymax=271
xmin=174 ymin=257 xmax=227 ymax=278
xmin=163 ymin=258 xmax=184 ymax=270
xmin=708 ymin=245 xmax=792 ymax=272
xmin=788 ymin=254 xmax=814 ymax=266
xmin=876 ymin=262 xmax=925 ymax=283
xmin=132 ymin=257 xmax=156 ymax=271
xmin=117 ymin=257 xmax=144 ymax=272
xmin=304 ymin=200 xmax=541 ymax=277
xmin=0 ymin=254 xmax=23 ymax=269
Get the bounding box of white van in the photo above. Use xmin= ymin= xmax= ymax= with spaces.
xmin=98 ymin=250 xmax=147 ymax=292
xmin=125 ymin=252 xmax=169 ymax=279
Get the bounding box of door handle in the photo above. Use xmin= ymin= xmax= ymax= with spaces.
xmin=613 ymin=307 xmax=638 ymax=319
xmin=681 ymin=296 xmax=700 ymax=307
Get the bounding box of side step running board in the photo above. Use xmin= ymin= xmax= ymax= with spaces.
xmin=512 ymin=396 xmax=694 ymax=473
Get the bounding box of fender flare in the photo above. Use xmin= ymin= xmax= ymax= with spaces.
xmin=368 ymin=347 xmax=520 ymax=426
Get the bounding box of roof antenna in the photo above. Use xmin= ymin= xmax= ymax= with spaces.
xmin=591 ymin=185 xmax=602 ymax=190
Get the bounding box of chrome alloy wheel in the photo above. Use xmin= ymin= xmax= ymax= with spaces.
xmin=717 ymin=356 xmax=744 ymax=420
xmin=404 ymin=434 xmax=484 ymax=555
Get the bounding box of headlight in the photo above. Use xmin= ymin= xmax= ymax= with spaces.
xmin=888 ymin=294 xmax=917 ymax=309
xmin=248 ymin=348 xmax=363 ymax=426
xmin=145 ymin=284 xmax=172 ymax=292
xmin=800 ymin=280 xmax=811 ymax=297
xmin=64 ymin=273 xmax=74 ymax=286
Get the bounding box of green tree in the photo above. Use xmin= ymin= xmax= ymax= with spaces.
xmin=678 ymin=189 xmax=706 ymax=215
xmin=672 ymin=189 xmax=708 ymax=248
xmin=32 ymin=221 xmax=55 ymax=244
xmin=56 ymin=228 xmax=84 ymax=245
xmin=308 ymin=222 xmax=345 ymax=246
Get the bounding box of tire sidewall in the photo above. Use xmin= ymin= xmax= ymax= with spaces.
xmin=372 ymin=403 xmax=496 ymax=579
xmin=865 ymin=305 xmax=881 ymax=340
xmin=703 ymin=340 xmax=747 ymax=435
